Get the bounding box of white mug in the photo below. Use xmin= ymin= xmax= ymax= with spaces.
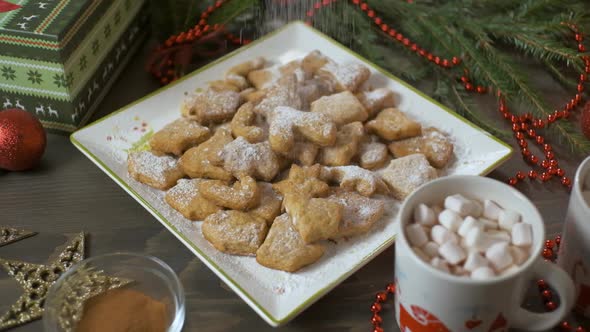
xmin=558 ymin=156 xmax=590 ymax=317
xmin=395 ymin=175 xmax=575 ymax=331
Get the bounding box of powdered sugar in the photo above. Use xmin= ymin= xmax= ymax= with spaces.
xmin=167 ymin=178 xmax=202 ymax=208
xmin=128 ymin=151 xmax=179 ymax=182
xmin=360 ymin=142 xmax=387 ymax=165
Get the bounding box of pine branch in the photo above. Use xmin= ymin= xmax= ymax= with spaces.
xmin=207 ymin=0 xmax=259 ymax=26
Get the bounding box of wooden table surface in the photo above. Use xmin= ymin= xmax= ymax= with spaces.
xmin=0 ymin=40 xmax=588 ymax=332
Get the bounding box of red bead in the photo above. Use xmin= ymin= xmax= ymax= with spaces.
xmin=576 ymin=33 xmax=583 ymax=42
xmin=376 ymin=292 xmax=387 ymax=302
xmin=515 ymin=131 xmax=525 ymax=140
xmin=452 ymin=57 xmax=461 ymax=65
xmin=563 ymin=110 xmax=571 ymax=118
xmin=542 ymin=289 xmax=553 ymax=300
xmin=371 ymin=303 xmax=382 ymax=313
xmin=549 ymin=159 xmax=558 ymax=168
xmin=548 ymin=166 xmax=558 ymax=175
xmin=381 ymin=24 xmax=388 ymax=32
xmin=548 ymin=114 xmax=556 ymax=123
xmin=371 ymin=314 xmax=383 ymax=325
xmin=411 ymin=44 xmax=418 ymax=52
xmin=418 ymin=49 xmax=426 ymax=56
xmin=353 ymin=0 xmax=360 ymax=4
xmin=575 ymin=93 xmax=583 ymax=104
xmin=527 ymin=129 xmax=536 ymax=137
xmin=510 ymin=115 xmax=519 ymax=123
xmin=476 ymin=86 xmax=486 ymax=93
xmin=546 ymin=151 xmax=555 ymax=160
xmin=367 ymin=10 xmax=375 ymax=18
xmin=579 ymin=44 xmax=586 ymax=52
xmin=541 ymin=172 xmax=552 ymax=182
xmin=536 ymin=119 xmax=545 ymax=128
xmin=579 ymin=84 xmax=585 ymax=93
xmin=586 ymin=65 xmax=590 ymax=73
xmin=512 ymin=123 xmax=520 ymax=132
xmin=521 ymin=148 xmax=531 ymax=157
xmin=313 ymin=2 xmax=321 ymax=9
xmin=499 ymin=104 xmax=507 ymax=113
xmin=556 ymin=235 xmax=561 ymax=245
xmin=557 ymin=168 xmax=565 ymax=177
xmin=373 ymin=327 xmax=384 ymax=332
xmin=503 ymin=112 xmax=511 ymax=119
xmin=529 ymin=155 xmax=539 ymax=165
xmin=537 ymin=279 xmax=548 ymax=289
xmin=508 ymin=177 xmax=518 ymax=186
xmin=360 ymin=3 xmax=368 ymax=10
xmin=403 ymin=38 xmax=410 ymax=46
xmin=207 ymin=5 xmax=214 ymax=13
xmin=434 ymin=56 xmax=441 ymax=65
xmin=396 ymin=33 xmax=404 ymax=41
xmin=545 ymin=240 xmax=555 ymax=249
xmin=518 ymin=139 xmax=527 ymax=148
xmin=460 ymin=76 xmax=469 ymax=83
xmin=203 ymin=25 xmax=210 ymax=32
xmin=374 ymin=17 xmax=382 ymax=25
xmin=388 ymin=29 xmax=396 ymax=37
xmin=536 ymin=135 xmax=545 ymax=144
xmin=215 ymin=0 xmax=223 ymax=7
xmin=562 ymin=177 xmax=572 ymax=186
xmin=520 ymin=122 xmax=529 ymax=131
xmin=516 ymin=171 xmax=526 ymax=180
xmin=545 ymin=301 xmax=557 ymax=311
xmin=442 ymin=59 xmax=450 ymax=67
xmin=199 ymin=18 xmax=207 ymax=26
xmin=541 ymin=159 xmax=550 ymax=168
xmin=529 ymin=170 xmax=538 ymax=179
xmin=582 ymin=74 xmax=588 ymax=82
xmin=175 ymin=32 xmax=186 ymax=43
xmin=543 ymin=248 xmax=553 ymax=258
xmin=560 ymin=321 xmax=571 ymax=331
xmin=386 ymin=283 xmax=396 ymax=293
xmin=575 ymin=326 xmax=586 ymax=332
xmin=323 ymin=0 xmax=330 ymax=5
xmin=542 ymin=144 xmax=551 ymax=152
xmin=465 ymin=83 xmax=474 ymax=91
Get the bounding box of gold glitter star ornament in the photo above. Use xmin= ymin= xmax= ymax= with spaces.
xmin=0 ymin=226 xmax=37 ymax=247
xmin=0 ymin=232 xmax=85 ymax=331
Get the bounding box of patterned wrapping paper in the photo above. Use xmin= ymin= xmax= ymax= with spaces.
xmin=0 ymin=0 xmax=148 ymax=132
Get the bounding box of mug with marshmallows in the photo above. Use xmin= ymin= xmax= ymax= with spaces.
xmin=395 ymin=175 xmax=575 ymax=331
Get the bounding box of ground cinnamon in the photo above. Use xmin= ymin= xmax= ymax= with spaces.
xmin=76 ymin=288 xmax=168 ymax=332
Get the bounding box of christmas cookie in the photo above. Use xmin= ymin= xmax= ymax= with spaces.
xmin=366 ymin=108 xmax=422 ymax=141
xmin=268 ymin=106 xmax=337 ymax=154
xmin=302 ymin=50 xmax=330 ymax=76
xmin=127 ymin=151 xmax=184 ymax=190
xmin=280 ymin=141 xmax=319 ymax=166
xmin=225 ymin=57 xmax=266 ymax=90
xmin=317 ymin=60 xmax=371 ymax=93
xmin=149 ymin=118 xmax=211 ymax=156
xmin=165 ymin=179 xmax=222 ymax=220
xmin=321 ymin=165 xmax=389 ymax=197
xmin=356 ymin=88 xmax=397 ymax=117
xmin=179 ymin=128 xmax=234 ymax=181
xmin=388 ymin=127 xmax=454 ymax=168
xmin=199 ymin=176 xmax=261 ymax=211
xmin=181 ymin=85 xmax=241 ymax=124
xmin=256 ymin=214 xmax=325 ymax=272
xmin=230 ymin=102 xmax=266 ymax=143
xmin=319 ymin=122 xmax=364 ymax=166
xmin=254 ymin=74 xmax=302 ymax=116
xmin=220 ymin=137 xmax=280 ymax=181
xmin=380 ymin=154 xmax=438 ymax=200
xmin=357 ymin=140 xmax=389 ymax=170
xmin=328 ymin=190 xmax=385 ymax=238
xmin=310 ymin=91 xmax=368 ymax=125
xmin=248 ymin=182 xmax=283 ymax=225
xmin=202 ymin=210 xmax=269 ymax=256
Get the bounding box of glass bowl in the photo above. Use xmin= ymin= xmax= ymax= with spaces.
xmin=43 ymin=252 xmax=185 ymax=332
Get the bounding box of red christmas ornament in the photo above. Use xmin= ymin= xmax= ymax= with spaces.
xmin=582 ymin=101 xmax=590 ymax=139
xmin=0 ymin=109 xmax=46 ymax=171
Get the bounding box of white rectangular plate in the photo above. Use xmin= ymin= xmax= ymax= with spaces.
xmin=71 ymin=22 xmax=512 ymax=327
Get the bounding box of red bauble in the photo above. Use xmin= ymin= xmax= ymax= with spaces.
xmin=0 ymin=109 xmax=46 ymax=171
xmin=583 ymin=101 xmax=590 ymax=139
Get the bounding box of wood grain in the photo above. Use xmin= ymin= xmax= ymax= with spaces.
xmin=0 ymin=40 xmax=588 ymax=332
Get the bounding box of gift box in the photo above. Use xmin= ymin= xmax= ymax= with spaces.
xmin=0 ymin=0 xmax=148 ymax=132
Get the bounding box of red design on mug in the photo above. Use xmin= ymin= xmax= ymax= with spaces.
xmin=487 ymin=313 xmax=508 ymax=332
xmin=399 ymin=303 xmax=450 ymax=332
xmin=464 ymin=318 xmax=482 ymax=329
xmin=0 ymin=1 xmax=20 ymax=13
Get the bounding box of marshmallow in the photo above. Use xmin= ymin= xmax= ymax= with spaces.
xmin=500 ymin=264 xmax=520 ymax=276
xmin=511 ymin=223 xmax=533 ymax=247
xmin=439 ymin=209 xmax=462 ymax=232
xmin=483 ymin=200 xmax=503 ymax=220
xmin=510 ymin=246 xmax=529 ymax=265
xmin=452 ymin=265 xmax=470 ymax=277
xmin=471 ymin=266 xmax=496 ymax=280
xmin=458 ymin=216 xmax=481 ymax=237
xmin=422 ymin=241 xmax=440 ymax=258
xmin=430 ymin=257 xmax=450 ymax=273
xmin=439 ymin=242 xmax=466 ymax=265
xmin=432 ymin=205 xmax=443 ymax=218
xmin=444 ymin=194 xmax=474 ymax=216
xmin=487 ymin=230 xmax=511 ymax=242
xmin=471 ymin=200 xmax=483 ymax=218
xmin=412 ymin=246 xmax=430 ymax=262
xmin=431 ymin=225 xmax=458 ymax=245
xmin=414 ymin=203 xmax=436 ymax=226
xmin=479 ymin=217 xmax=498 ymax=230
xmin=486 ymin=242 xmax=514 ymax=271
xmin=406 ymin=224 xmax=428 ymax=247
xmin=498 ymin=209 xmax=520 ymax=231
xmin=463 ymin=252 xmax=489 ymax=272
xmin=464 ymin=227 xmax=485 ymax=251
